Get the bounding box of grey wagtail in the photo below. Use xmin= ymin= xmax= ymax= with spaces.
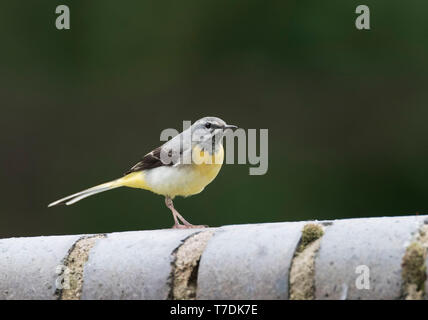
xmin=48 ymin=117 xmax=237 ymax=229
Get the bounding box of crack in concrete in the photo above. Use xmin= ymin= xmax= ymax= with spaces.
xmin=169 ymin=230 xmax=214 ymax=300
xmin=289 ymin=223 xmax=326 ymax=300
xmin=58 ymin=234 xmax=105 ymax=300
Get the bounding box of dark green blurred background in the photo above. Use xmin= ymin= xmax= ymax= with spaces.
xmin=1 ymin=1 xmax=427 ymax=237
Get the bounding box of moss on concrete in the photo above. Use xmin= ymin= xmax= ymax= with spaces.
xmin=298 ymin=223 xmax=324 ymax=252
xmin=290 ymin=223 xmax=326 ymax=300
xmin=60 ymin=235 xmax=105 ymax=300
xmin=401 ymin=225 xmax=428 ymax=300
xmin=171 ymin=230 xmax=214 ymax=300
xmin=290 ymin=238 xmax=322 ymax=300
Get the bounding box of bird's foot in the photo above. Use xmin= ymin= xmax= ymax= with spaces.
xmin=172 ymin=224 xmax=209 ymax=229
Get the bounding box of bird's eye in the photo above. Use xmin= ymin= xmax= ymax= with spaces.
xmin=205 ymin=123 xmax=211 ymax=129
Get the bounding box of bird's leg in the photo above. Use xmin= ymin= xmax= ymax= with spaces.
xmin=164 ymin=196 xmax=187 ymax=228
xmin=165 ymin=196 xmax=180 ymax=227
xmin=164 ymin=196 xmax=208 ymax=229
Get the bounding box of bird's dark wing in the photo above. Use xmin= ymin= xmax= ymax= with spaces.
xmin=124 ymin=146 xmax=178 ymax=175
xmin=125 ymin=127 xmax=193 ymax=175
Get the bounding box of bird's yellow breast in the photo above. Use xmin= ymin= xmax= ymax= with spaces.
xmin=178 ymin=145 xmax=224 ymax=197
xmin=192 ymin=145 xmax=224 ymax=173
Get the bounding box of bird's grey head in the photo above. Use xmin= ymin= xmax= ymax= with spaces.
xmin=191 ymin=116 xmax=237 ymax=151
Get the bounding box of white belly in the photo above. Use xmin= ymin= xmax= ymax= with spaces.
xmin=144 ymin=163 xmax=222 ymax=198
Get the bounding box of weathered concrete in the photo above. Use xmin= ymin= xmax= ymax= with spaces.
xmin=289 ymin=223 xmax=326 ymax=300
xmin=171 ymin=230 xmax=214 ymax=300
xmin=80 ymin=228 xmax=201 ymax=299
xmin=60 ymin=235 xmax=105 ymax=300
xmin=401 ymin=221 xmax=428 ymax=300
xmin=196 ymin=222 xmax=304 ymax=299
xmin=314 ymin=216 xmax=425 ymax=300
xmin=0 ymin=234 xmax=81 ymax=300
xmin=1 ymin=216 xmax=428 ymax=300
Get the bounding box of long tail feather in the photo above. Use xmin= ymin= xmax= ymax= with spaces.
xmin=48 ymin=172 xmax=147 ymax=207
xmin=48 ymin=181 xmax=119 ymax=207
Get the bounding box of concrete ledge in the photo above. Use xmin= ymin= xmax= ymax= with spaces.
xmin=81 ymin=229 xmax=200 ymax=299
xmin=0 ymin=234 xmax=82 ymax=300
xmin=315 ymin=216 xmax=425 ymax=300
xmin=196 ymin=222 xmax=304 ymax=299
xmin=0 ymin=215 xmax=427 ymax=300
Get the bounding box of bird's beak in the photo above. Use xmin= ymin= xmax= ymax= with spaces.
xmin=223 ymin=124 xmax=238 ymax=130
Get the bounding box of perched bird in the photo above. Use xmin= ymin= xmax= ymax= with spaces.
xmin=48 ymin=117 xmax=237 ymax=229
